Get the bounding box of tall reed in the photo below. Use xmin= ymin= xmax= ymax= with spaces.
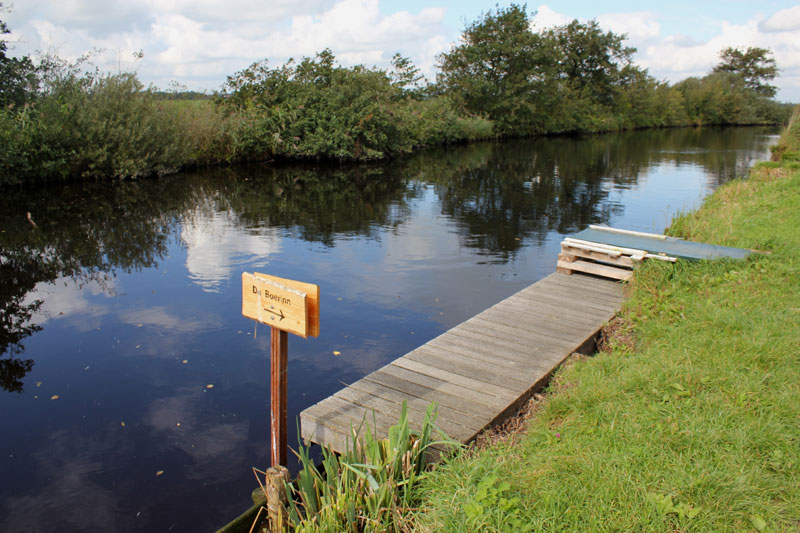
xmin=283 ymin=402 xmax=455 ymax=532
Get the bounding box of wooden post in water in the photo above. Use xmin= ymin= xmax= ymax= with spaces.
xmin=265 ymin=465 xmax=290 ymax=530
xmin=270 ymin=327 xmax=288 ymax=467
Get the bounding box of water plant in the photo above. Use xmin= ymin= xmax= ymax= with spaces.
xmin=275 ymin=401 xmax=455 ymax=532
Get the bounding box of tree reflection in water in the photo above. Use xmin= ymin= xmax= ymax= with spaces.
xmin=0 ymin=126 xmax=776 ymax=391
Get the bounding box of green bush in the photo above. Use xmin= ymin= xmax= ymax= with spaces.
xmin=223 ymin=50 xmax=419 ymax=160
xmin=0 ymin=66 xmax=197 ymax=184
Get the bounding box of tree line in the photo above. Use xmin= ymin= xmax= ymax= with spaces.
xmin=0 ymin=3 xmax=791 ymax=185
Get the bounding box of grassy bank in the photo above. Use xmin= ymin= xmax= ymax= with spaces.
xmin=413 ymin=111 xmax=800 ymax=530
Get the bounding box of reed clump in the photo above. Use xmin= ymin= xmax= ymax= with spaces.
xmin=259 ymin=402 xmax=454 ymax=532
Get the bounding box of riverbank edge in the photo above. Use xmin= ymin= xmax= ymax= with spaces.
xmin=1 ymin=116 xmax=787 ymax=190
xmin=412 ymin=109 xmax=800 ymax=530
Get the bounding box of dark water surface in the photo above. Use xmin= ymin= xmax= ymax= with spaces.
xmin=0 ymin=127 xmax=777 ymax=531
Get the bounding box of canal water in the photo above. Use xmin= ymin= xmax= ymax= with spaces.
xmin=0 ymin=127 xmax=777 ymax=530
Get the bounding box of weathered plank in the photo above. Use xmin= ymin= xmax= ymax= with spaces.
xmin=389 ymin=358 xmax=519 ymax=403
xmin=299 ymin=272 xmax=624 ymax=454
xmin=414 ymin=342 xmax=539 ymax=376
xmin=429 ymin=324 xmax=559 ymax=359
xmin=537 ymin=273 xmax=625 ymax=300
xmin=346 ymin=379 xmax=487 ymax=432
xmin=497 ymin=292 xmax=609 ymax=321
xmin=516 ymin=282 xmax=623 ymax=308
xmin=480 ymin=300 xmax=604 ymax=331
xmin=556 ymin=258 xmax=633 ymax=281
xmin=463 ymin=310 xmax=596 ymax=347
xmin=405 ymin=346 xmax=537 ymax=390
xmin=427 ymin=334 xmax=562 ymax=368
xmin=372 ymin=364 xmax=511 ymax=412
xmin=514 ymin=286 xmax=621 ymax=313
xmin=560 ymin=245 xmax=636 ymax=268
xmin=356 ymin=366 xmax=500 ymax=418
xmin=333 ymin=386 xmax=476 ymax=441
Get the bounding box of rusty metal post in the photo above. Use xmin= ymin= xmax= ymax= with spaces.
xmin=270 ymin=327 xmax=288 ymax=467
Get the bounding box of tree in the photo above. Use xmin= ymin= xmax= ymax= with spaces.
xmin=713 ymin=46 xmax=778 ymax=98
xmin=545 ymin=19 xmax=636 ymax=105
xmin=436 ymin=4 xmax=557 ymax=134
xmin=0 ymin=3 xmax=38 ymax=108
xmin=389 ymin=53 xmax=425 ymax=96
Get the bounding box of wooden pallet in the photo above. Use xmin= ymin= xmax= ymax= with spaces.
xmin=556 ymin=229 xmax=677 ymax=281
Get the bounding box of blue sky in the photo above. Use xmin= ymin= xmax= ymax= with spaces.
xmin=4 ymin=1 xmax=799 ymax=101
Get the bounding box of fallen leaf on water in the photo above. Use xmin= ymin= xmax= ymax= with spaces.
xmin=50 ymin=395 xmax=59 ymax=400
xmin=155 ymin=470 xmax=164 ymax=477
xmin=333 ymin=351 xmax=341 ymax=356
xmin=206 ymin=384 xmax=214 ymax=389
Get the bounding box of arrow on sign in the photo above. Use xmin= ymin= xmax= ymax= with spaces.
xmin=264 ymin=307 xmax=285 ymax=321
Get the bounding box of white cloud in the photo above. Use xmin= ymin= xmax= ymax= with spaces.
xmin=759 ymin=5 xmax=800 ymax=33
xmin=531 ymin=5 xmax=571 ymax=29
xmin=639 ymin=17 xmax=800 ymax=100
xmin=21 ymin=276 xmax=114 ymax=331
xmin=118 ymin=306 xmax=220 ymax=333
xmin=596 ymin=12 xmax=661 ymax=42
xmin=144 ymin=390 xmax=248 ymax=464
xmin=180 ymin=203 xmax=282 ymax=293
xmin=6 ymin=0 xmax=448 ymax=90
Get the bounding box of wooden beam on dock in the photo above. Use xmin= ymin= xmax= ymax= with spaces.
xmin=299 ymin=272 xmax=625 ymax=455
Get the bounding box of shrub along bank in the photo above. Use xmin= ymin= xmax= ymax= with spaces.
xmin=412 ymin=108 xmax=800 ymax=531
xmin=0 ymin=4 xmax=792 ymax=185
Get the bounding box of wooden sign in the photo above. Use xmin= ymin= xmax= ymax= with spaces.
xmin=241 ymin=271 xmax=320 ymax=466
xmin=255 ymin=272 xmax=320 ymax=338
xmin=242 ymin=272 xmax=319 ymax=338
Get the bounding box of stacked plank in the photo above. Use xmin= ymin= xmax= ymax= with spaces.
xmin=556 ymin=226 xmax=677 ymax=281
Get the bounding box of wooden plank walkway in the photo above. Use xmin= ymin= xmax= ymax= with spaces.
xmin=299 ymin=272 xmax=625 ymax=454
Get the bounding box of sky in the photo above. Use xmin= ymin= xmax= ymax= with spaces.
xmin=3 ymin=0 xmax=800 ymax=101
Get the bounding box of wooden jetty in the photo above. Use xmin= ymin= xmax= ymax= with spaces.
xmin=299 ymin=271 xmax=625 ymax=454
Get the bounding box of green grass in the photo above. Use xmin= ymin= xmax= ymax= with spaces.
xmin=413 ymin=113 xmax=800 ymax=531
